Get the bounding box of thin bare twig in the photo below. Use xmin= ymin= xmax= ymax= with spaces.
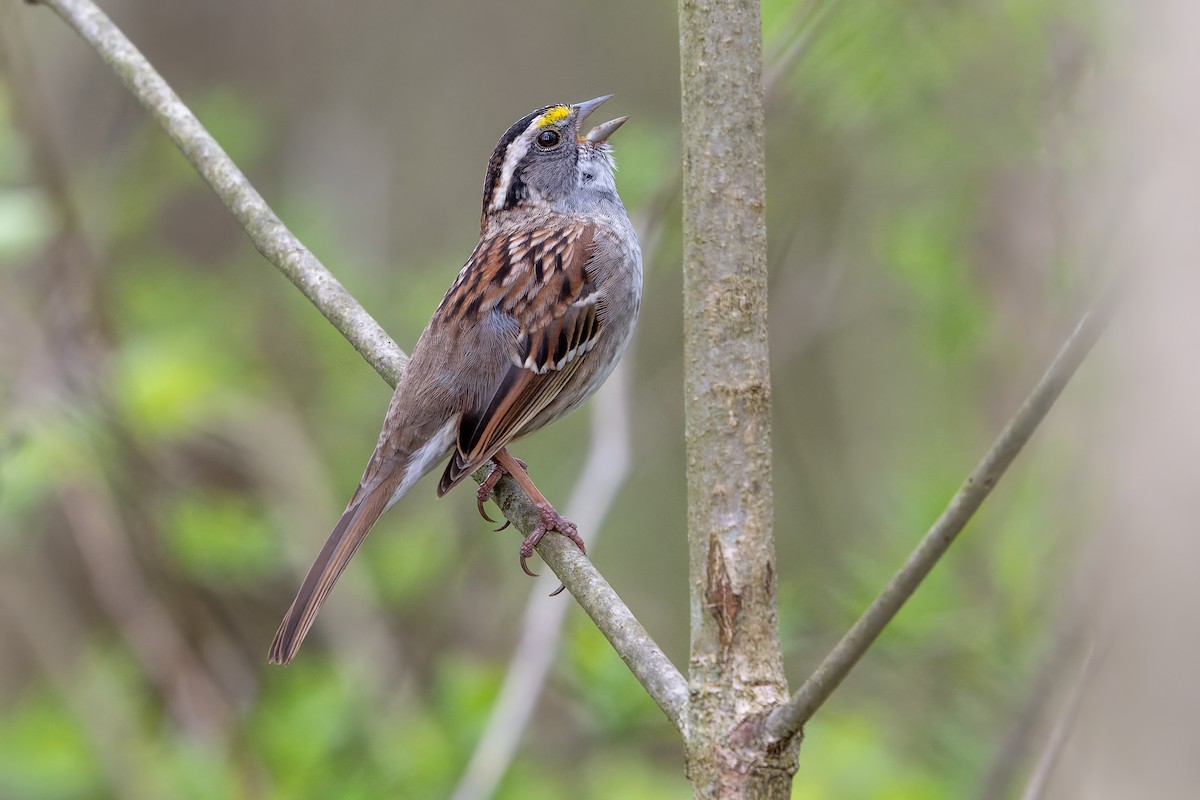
xmin=30 ymin=0 xmax=689 ymax=728
xmin=761 ymin=289 xmax=1116 ymax=746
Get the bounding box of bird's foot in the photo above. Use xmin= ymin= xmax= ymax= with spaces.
xmin=476 ymin=456 xmax=527 ymax=527
xmin=520 ymin=503 xmax=585 ymax=596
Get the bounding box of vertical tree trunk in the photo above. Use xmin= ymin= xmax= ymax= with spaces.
xmin=679 ymin=1 xmax=795 ymax=796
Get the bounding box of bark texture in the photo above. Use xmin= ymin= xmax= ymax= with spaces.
xmin=679 ymin=1 xmax=795 ymax=795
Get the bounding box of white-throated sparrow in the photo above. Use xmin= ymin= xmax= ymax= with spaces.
xmin=269 ymin=96 xmax=642 ymax=665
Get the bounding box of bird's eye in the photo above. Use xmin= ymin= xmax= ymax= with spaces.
xmin=536 ymin=129 xmax=561 ymax=148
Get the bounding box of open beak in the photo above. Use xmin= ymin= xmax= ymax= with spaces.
xmin=573 ymin=95 xmax=629 ymax=144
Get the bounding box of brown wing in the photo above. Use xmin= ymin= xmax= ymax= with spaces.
xmin=437 ymin=219 xmax=602 ymax=494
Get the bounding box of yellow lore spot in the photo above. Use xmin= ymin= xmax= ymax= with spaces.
xmin=537 ymin=105 xmax=571 ymax=127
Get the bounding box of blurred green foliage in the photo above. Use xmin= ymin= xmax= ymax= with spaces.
xmin=0 ymin=690 xmax=100 ymax=799
xmin=0 ymin=0 xmax=1097 ymax=797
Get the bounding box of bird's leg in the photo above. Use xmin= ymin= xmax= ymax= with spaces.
xmin=476 ymin=453 xmax=527 ymax=525
xmin=492 ymin=448 xmax=585 ymax=585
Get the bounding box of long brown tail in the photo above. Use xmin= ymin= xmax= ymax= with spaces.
xmin=268 ymin=470 xmax=402 ymax=665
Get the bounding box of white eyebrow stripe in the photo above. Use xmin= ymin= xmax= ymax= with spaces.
xmin=490 ymin=130 xmax=533 ymax=212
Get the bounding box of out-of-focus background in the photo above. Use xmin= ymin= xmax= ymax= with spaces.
xmin=3 ymin=0 xmax=1181 ymax=797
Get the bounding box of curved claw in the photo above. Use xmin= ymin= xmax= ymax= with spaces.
xmin=476 ymin=461 xmax=511 ymax=523
xmin=476 ymin=492 xmax=497 ymax=523
xmin=494 ymin=520 xmax=511 ymax=532
xmin=519 ymin=524 xmax=544 ymax=577
xmin=549 ymin=583 xmax=566 ymax=597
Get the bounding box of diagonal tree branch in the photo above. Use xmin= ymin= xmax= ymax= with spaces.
xmin=761 ymin=288 xmax=1116 ymax=747
xmin=30 ymin=0 xmax=688 ymax=732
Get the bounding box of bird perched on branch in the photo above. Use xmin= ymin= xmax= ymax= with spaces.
xmin=269 ymin=96 xmax=642 ymax=665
